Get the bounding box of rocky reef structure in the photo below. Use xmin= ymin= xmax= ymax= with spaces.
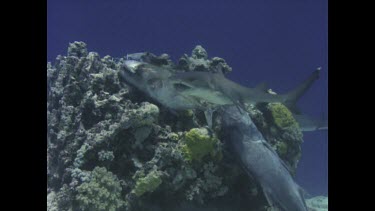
xmin=47 ymin=42 xmax=307 ymax=211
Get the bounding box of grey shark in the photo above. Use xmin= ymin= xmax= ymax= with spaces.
xmin=119 ymin=60 xmax=208 ymax=111
xmin=293 ymin=113 xmax=328 ymax=132
xmin=170 ymin=68 xmax=320 ymax=113
xmin=120 ymin=57 xmax=322 ymax=129
xmin=170 ymin=67 xmax=326 ymax=131
xmin=220 ymin=105 xmax=309 ymax=211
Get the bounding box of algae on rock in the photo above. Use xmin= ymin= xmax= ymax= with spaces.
xmin=75 ymin=167 xmax=124 ymax=211
xmin=132 ymin=170 xmax=163 ymax=197
xmin=180 ymin=127 xmax=221 ymax=162
xmin=268 ymin=103 xmax=299 ymax=129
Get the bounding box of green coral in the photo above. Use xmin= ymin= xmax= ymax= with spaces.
xmin=268 ymin=103 xmax=299 ymax=129
xmin=276 ymin=142 xmax=288 ymax=156
xmin=75 ymin=167 xmax=124 ymax=211
xmin=183 ymin=109 xmax=194 ymax=117
xmin=180 ymin=128 xmax=221 ymax=162
xmin=133 ymin=170 xmax=163 ymax=197
xmin=168 ymin=132 xmax=180 ymax=142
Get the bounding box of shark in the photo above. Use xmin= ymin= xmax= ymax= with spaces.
xmin=293 ymin=113 xmax=328 ymax=132
xmin=220 ymin=105 xmax=309 ymax=211
xmin=169 ymin=67 xmax=320 ymax=114
xmin=119 ymin=53 xmax=320 ymax=210
xmin=119 ymin=56 xmax=323 ymax=129
xmin=119 ymin=60 xmax=207 ymax=111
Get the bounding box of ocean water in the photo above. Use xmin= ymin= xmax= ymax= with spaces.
xmin=48 ymin=0 xmax=327 ymax=208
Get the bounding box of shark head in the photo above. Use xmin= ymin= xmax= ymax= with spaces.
xmin=120 ymin=60 xmax=147 ymax=89
xmin=120 ymin=60 xmax=206 ymax=111
xmin=120 ymin=60 xmax=173 ymax=92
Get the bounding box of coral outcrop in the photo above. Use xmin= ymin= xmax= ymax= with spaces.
xmin=180 ymin=127 xmax=221 ymax=162
xmin=75 ymin=167 xmax=124 ymax=211
xmin=47 ymin=42 xmax=305 ymax=211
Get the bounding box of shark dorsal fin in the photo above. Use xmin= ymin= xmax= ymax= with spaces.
xmin=284 ymin=103 xmax=301 ymax=115
xmin=255 ymin=82 xmax=268 ymax=92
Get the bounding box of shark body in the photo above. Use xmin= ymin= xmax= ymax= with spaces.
xmin=293 ymin=113 xmax=328 ymax=132
xmin=119 ymin=52 xmax=323 ymax=210
xmin=170 ymin=68 xmax=320 ymax=113
xmin=120 ymin=58 xmax=323 ymax=129
xmin=220 ymin=105 xmax=309 ymax=211
xmin=119 ymin=60 xmax=207 ymax=110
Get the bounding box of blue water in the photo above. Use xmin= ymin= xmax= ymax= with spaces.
xmin=48 ymin=0 xmax=327 ymax=196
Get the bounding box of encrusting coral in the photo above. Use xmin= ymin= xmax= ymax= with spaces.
xmin=132 ymin=170 xmax=163 ymax=197
xmin=75 ymin=167 xmax=124 ymax=211
xmin=268 ymin=103 xmax=299 ymax=129
xmin=180 ymin=127 xmax=221 ymax=162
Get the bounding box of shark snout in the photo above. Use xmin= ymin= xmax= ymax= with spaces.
xmin=124 ymin=60 xmax=143 ymax=74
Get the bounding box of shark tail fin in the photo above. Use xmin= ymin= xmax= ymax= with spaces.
xmin=283 ymin=67 xmax=321 ymax=114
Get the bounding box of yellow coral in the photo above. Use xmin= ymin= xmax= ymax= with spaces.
xmin=180 ymin=128 xmax=221 ymax=162
xmin=276 ymin=142 xmax=288 ymax=156
xmin=268 ymin=103 xmax=298 ymax=129
xmin=133 ymin=170 xmax=163 ymax=197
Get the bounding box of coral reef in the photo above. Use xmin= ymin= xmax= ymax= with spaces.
xmin=268 ymin=103 xmax=299 ymax=129
xmin=75 ymin=167 xmax=124 ymax=211
xmin=306 ymin=196 xmax=328 ymax=211
xmin=178 ymin=45 xmax=232 ymax=74
xmin=180 ymin=128 xmax=221 ymax=162
xmin=132 ymin=170 xmax=163 ymax=197
xmin=246 ymin=103 xmax=303 ymax=175
xmin=47 ymin=42 xmax=305 ymax=211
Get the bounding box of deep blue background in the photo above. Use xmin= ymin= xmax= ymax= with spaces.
xmin=48 ymin=0 xmax=327 ymax=196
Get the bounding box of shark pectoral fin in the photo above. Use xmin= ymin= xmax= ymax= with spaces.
xmin=234 ymin=102 xmax=247 ymax=114
xmin=228 ymin=97 xmax=247 ymax=114
xmin=204 ymin=108 xmax=215 ymax=129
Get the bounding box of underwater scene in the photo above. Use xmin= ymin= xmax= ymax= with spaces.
xmin=47 ymin=1 xmax=327 ymax=211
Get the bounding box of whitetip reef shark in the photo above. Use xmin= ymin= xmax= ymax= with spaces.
xmin=220 ymin=105 xmax=309 ymax=211
xmin=119 ymin=53 xmax=322 ymax=210
xmin=119 ymin=57 xmax=325 ymax=130
xmin=293 ymin=113 xmax=328 ymax=132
